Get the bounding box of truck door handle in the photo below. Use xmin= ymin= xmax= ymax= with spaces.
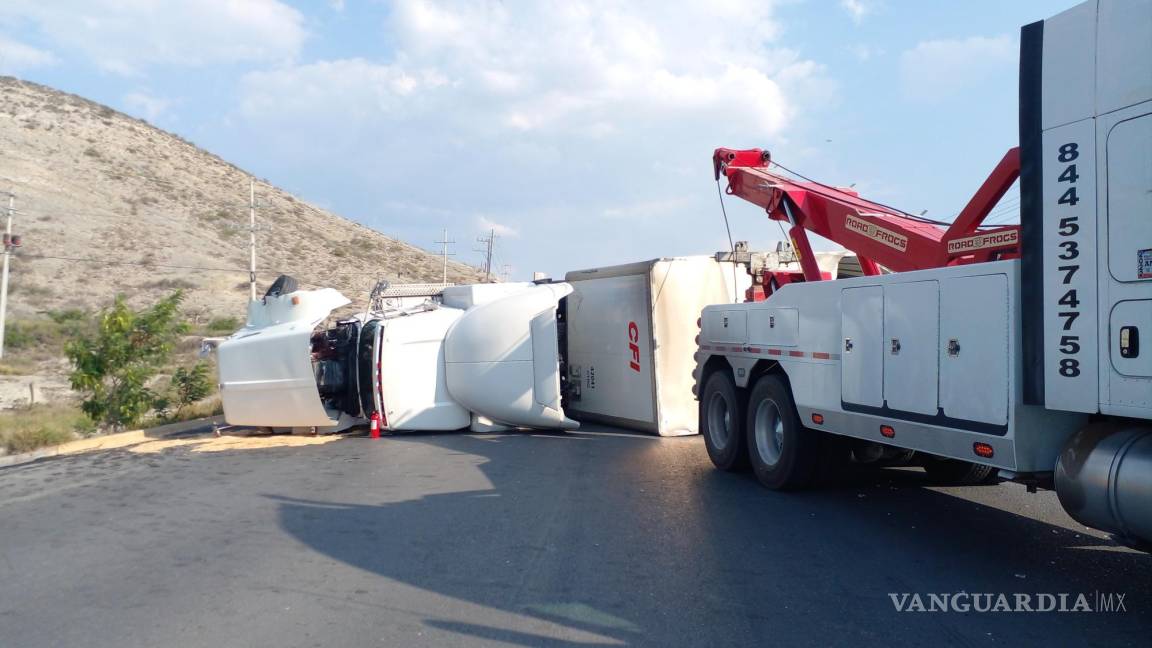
xmin=947 ymin=339 xmax=961 ymax=357
xmin=890 ymin=338 xmax=901 ymax=355
xmin=844 ymin=338 xmax=853 ymax=352
xmin=1120 ymin=326 xmax=1139 ymax=358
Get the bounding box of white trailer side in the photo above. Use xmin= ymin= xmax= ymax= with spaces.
xmin=564 ymin=256 xmax=749 ymax=436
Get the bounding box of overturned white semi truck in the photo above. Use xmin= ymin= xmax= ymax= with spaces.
xmin=216 ymin=250 xmax=860 ymax=435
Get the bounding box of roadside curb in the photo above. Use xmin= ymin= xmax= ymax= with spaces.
xmin=0 ymin=416 xmax=224 ymax=469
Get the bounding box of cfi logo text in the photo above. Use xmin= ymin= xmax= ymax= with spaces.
xmin=889 ymin=592 xmax=1126 ymax=613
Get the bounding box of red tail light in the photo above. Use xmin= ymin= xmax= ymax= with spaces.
xmin=811 ymin=413 xmax=824 ymax=425
xmin=880 ymin=425 xmax=895 ymax=438
xmin=973 ymin=442 xmax=994 ymax=458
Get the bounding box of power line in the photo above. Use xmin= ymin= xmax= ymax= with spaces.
xmin=434 ymin=228 xmax=455 ymax=284
xmin=1 ymin=192 xmax=16 ymax=359
xmin=475 ymin=229 xmax=497 ymax=282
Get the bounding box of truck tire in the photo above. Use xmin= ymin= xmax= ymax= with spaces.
xmin=745 ymin=373 xmax=821 ymax=490
xmin=924 ymin=459 xmax=998 ymax=485
xmin=700 ymin=370 xmax=748 ymax=471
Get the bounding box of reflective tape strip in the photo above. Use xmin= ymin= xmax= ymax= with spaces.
xmin=696 ymin=345 xmax=840 ymax=360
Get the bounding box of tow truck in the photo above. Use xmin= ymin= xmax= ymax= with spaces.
xmin=693 ymin=0 xmax=1151 ymax=548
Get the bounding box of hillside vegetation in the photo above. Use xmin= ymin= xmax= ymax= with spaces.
xmin=0 ymin=76 xmax=484 ymax=322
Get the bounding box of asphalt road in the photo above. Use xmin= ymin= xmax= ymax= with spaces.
xmin=1 ymin=425 xmax=1149 ymax=647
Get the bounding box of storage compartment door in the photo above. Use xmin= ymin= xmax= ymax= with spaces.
xmin=883 ymin=281 xmax=939 ymax=415
xmin=841 ymin=286 xmax=884 ymax=407
xmin=940 ymin=275 xmax=1009 ymax=424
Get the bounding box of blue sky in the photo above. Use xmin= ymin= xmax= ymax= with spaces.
xmin=0 ymin=0 xmax=1078 ymax=280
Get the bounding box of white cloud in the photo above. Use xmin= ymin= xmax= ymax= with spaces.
xmin=231 ymin=0 xmax=833 ymax=276
xmin=0 ymin=0 xmax=305 ymax=75
xmin=478 ymin=217 xmax=519 ymax=238
xmin=123 ymin=91 xmax=172 ymax=122
xmin=238 ymin=1 xmax=822 ymax=134
xmin=900 ymin=35 xmax=1015 ymax=102
xmin=840 ymin=0 xmax=873 ymax=25
xmin=0 ymin=35 xmax=56 ymax=72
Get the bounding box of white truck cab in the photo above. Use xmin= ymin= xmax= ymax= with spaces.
xmin=217 ymin=278 xmax=577 ymax=433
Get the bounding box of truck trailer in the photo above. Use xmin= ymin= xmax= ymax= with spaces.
xmin=693 ymin=0 xmax=1151 ymax=548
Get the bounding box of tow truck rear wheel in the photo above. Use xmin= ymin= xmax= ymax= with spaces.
xmin=700 ymin=370 xmax=748 ymax=471
xmin=745 ymin=373 xmax=820 ymax=490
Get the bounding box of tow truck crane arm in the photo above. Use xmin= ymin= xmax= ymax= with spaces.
xmin=713 ymin=147 xmax=1023 ymax=281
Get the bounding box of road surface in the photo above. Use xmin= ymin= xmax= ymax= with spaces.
xmin=1 ymin=425 xmax=1148 ymax=646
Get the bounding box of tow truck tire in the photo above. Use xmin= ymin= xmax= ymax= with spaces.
xmin=745 ymin=373 xmax=820 ymax=490
xmin=924 ymin=459 xmax=998 ymax=485
xmin=700 ymin=370 xmax=748 ymax=471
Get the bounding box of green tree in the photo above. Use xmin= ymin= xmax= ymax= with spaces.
xmin=171 ymin=362 xmax=213 ymax=412
xmin=66 ymin=292 xmax=189 ymax=429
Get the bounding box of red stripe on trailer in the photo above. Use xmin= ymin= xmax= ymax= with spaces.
xmin=788 ymin=350 xmax=805 ymax=357
xmin=811 ymin=352 xmax=831 ymax=359
xmin=767 ymin=349 xmax=782 ymax=356
xmin=747 ymin=347 xmax=761 ymax=354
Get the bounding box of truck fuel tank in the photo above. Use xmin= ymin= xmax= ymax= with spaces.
xmin=1055 ymin=423 xmax=1152 ymax=549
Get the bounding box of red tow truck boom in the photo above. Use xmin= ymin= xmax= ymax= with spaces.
xmin=712 ymin=147 xmax=1023 ymax=281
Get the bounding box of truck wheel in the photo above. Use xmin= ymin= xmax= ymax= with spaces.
xmin=745 ymin=373 xmax=820 ymax=490
xmin=924 ymin=459 xmax=998 ymax=485
xmin=700 ymin=370 xmax=747 ymax=471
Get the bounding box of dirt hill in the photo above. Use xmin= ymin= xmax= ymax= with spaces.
xmin=0 ymin=76 xmax=485 ymax=324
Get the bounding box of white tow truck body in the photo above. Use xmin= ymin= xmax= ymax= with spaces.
xmin=693 ymin=0 xmax=1152 ymax=547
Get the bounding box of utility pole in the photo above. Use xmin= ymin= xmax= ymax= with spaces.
xmin=248 ymin=179 xmax=257 ymax=301
xmin=434 ymin=228 xmax=455 ymax=284
xmin=476 ymin=229 xmax=497 ymax=282
xmin=499 ymin=264 xmax=512 ymax=282
xmin=0 ymin=192 xmax=14 ymax=360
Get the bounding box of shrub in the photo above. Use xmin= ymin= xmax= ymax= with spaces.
xmin=66 ymin=291 xmax=190 ymax=429
xmin=204 ymin=316 xmax=241 ymax=334
xmin=172 ymin=362 xmax=213 ymax=411
xmin=0 ymin=405 xmax=95 ymax=454
xmin=3 ymin=321 xmax=37 ymax=350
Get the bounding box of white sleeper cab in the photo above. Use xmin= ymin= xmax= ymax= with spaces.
xmin=217 ymin=277 xmax=577 ymax=433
